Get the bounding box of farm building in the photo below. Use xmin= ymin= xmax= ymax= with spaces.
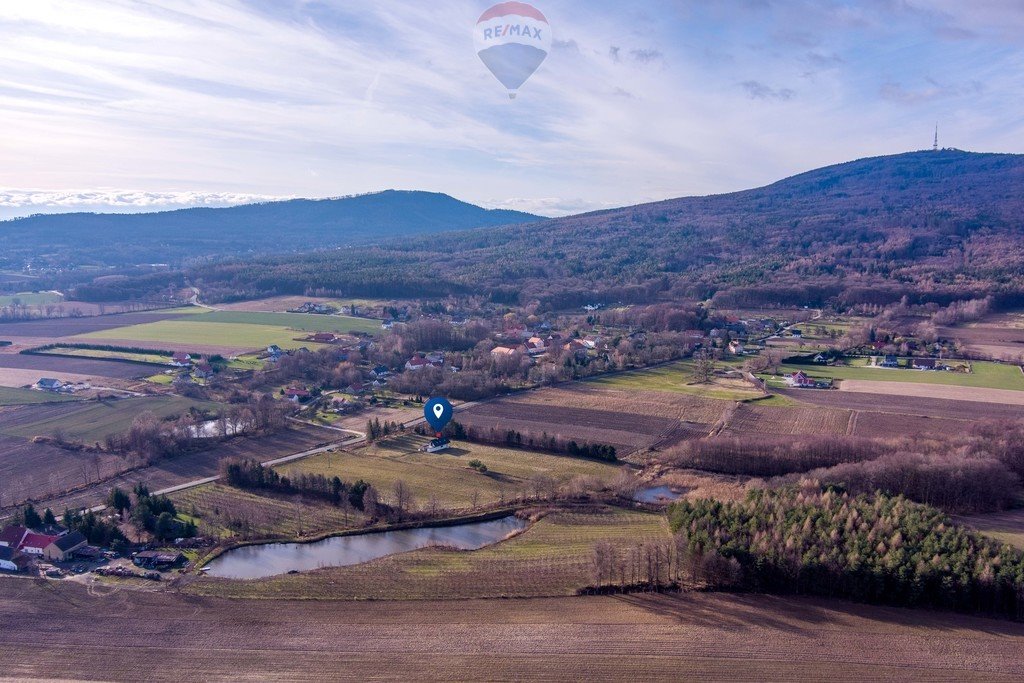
xmin=284 ymin=387 xmax=310 ymax=402
xmin=881 ymin=355 xmax=900 ymax=368
xmin=406 ymin=355 xmax=431 ymax=370
xmin=170 ymin=352 xmax=192 ymax=367
xmin=43 ymin=531 xmax=87 ymax=562
xmin=193 ymin=362 xmax=215 ymax=379
xmin=490 ymin=346 xmax=518 ymax=357
xmin=786 ymin=371 xmax=833 ymax=389
xmin=0 ymin=545 xmax=18 ymax=572
xmin=18 ymin=532 xmax=59 ymax=556
xmin=35 ymin=378 xmax=64 ymax=392
xmin=133 ymin=550 xmax=185 ymax=569
xmin=426 ymin=437 xmax=451 ymax=453
xmin=0 ymin=525 xmax=28 ymax=549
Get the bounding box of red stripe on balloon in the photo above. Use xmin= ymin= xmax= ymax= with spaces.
xmin=477 ymin=2 xmax=548 ymax=24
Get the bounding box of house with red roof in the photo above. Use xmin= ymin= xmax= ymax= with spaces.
xmin=19 ymin=532 xmax=59 ymax=556
xmin=170 ymin=352 xmax=192 ymax=367
xmin=284 ymin=387 xmax=310 ymax=402
xmin=0 ymin=525 xmax=28 ymax=549
xmin=786 ymin=371 xmax=816 ymax=388
xmin=405 ymin=355 xmax=431 ymax=371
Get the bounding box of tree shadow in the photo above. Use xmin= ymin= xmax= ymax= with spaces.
xmin=614 ymin=591 xmax=1024 ymax=637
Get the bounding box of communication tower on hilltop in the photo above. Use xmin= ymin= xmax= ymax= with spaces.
xmin=933 ymin=123 xmax=939 ymax=151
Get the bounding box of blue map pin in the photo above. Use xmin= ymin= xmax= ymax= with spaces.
xmin=424 ymin=397 xmax=453 ymax=434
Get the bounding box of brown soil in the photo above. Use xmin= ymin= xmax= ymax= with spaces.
xmin=1 ymin=579 xmax=1022 ymax=681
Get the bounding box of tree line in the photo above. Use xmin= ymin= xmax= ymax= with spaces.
xmin=669 ymin=483 xmax=1024 ymax=620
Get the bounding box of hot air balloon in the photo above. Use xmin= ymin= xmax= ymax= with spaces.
xmin=474 ymin=2 xmax=551 ymax=99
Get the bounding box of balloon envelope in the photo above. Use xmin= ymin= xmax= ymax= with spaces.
xmin=474 ymin=2 xmax=551 ymax=96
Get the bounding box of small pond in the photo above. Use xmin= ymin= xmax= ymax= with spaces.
xmin=633 ymin=486 xmax=684 ymax=505
xmin=204 ymin=515 xmax=528 ymax=579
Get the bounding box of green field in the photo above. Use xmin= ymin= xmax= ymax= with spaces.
xmin=766 ymin=360 xmax=1024 ymax=391
xmin=81 ymin=320 xmax=319 ymax=351
xmin=1 ymin=395 xmax=219 ymax=442
xmin=281 ymin=434 xmax=622 ymax=510
xmin=198 ymin=310 xmax=381 ymax=335
xmin=587 ymin=359 xmax=760 ymax=400
xmin=41 ymin=346 xmax=172 ymax=364
xmin=188 ymin=507 xmax=670 ymax=600
xmin=0 ymin=291 xmax=64 ymax=307
xmin=0 ymin=386 xmax=79 ymax=406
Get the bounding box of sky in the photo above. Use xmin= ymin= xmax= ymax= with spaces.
xmin=1 ymin=0 xmax=1022 ymax=219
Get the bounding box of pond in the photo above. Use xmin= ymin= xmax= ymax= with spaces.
xmin=633 ymin=485 xmax=684 ymax=505
xmin=203 ymin=515 xmax=528 ymax=579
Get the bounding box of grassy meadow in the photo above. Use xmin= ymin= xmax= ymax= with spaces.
xmin=0 ymin=386 xmax=79 ymax=406
xmin=0 ymin=291 xmax=64 ymax=307
xmin=280 ymin=434 xmax=623 ymax=510
xmin=587 ymin=359 xmax=762 ymax=400
xmin=1 ymin=395 xmax=219 ymax=442
xmin=766 ymin=360 xmax=1024 ymax=391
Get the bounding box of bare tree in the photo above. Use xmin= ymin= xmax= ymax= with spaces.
xmin=392 ymin=480 xmax=412 ymax=521
xmin=693 ymin=349 xmax=715 ymax=383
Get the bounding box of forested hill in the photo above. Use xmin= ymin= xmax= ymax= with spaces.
xmin=79 ymin=150 xmax=1024 ymax=308
xmin=0 ymin=190 xmax=541 ymax=268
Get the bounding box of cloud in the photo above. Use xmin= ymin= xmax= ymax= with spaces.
xmin=0 ymin=0 xmax=1020 ymax=221
xmin=740 ymin=80 xmax=796 ymax=100
xmin=482 ymin=196 xmax=619 ymax=217
xmin=879 ymin=78 xmax=985 ymax=105
xmin=630 ymin=48 xmax=663 ymax=64
xmin=0 ymin=189 xmax=290 ymax=219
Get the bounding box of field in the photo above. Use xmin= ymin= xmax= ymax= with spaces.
xmin=0 ymin=290 xmax=63 ymax=306
xmin=849 ymin=410 xmax=971 ymax=438
xmin=457 ymin=385 xmax=729 ymax=456
xmin=190 ymin=507 xmax=669 ymax=600
xmin=0 ymin=385 xmax=77 ymax=406
xmin=6 ymin=424 xmax=343 ymax=517
xmin=0 ymin=311 xmax=189 ymax=339
xmin=839 ymin=379 xmax=1024 ymax=406
xmin=213 ymin=295 xmax=386 ymax=312
xmin=722 ymin=403 xmax=853 ymax=437
xmin=5 ymin=574 xmax=1024 ymax=681
xmin=957 ymin=509 xmax=1024 ymax=549
xmin=79 ymin=319 xmax=329 ymax=353
xmin=40 ymin=346 xmax=173 ymax=365
xmin=777 ymin=386 xmax=1024 ymax=422
xmin=173 ymin=483 xmax=368 ymax=539
xmin=0 ymin=433 xmax=128 ymax=509
xmin=769 ymin=360 xmax=1024 ymax=391
xmin=0 ymin=396 xmax=218 ymax=443
xmin=281 ymin=434 xmax=622 ymax=510
xmin=74 ymin=309 xmax=381 ymax=354
xmin=940 ymin=312 xmax=1024 ymax=360
xmin=0 ymin=350 xmax=156 ymax=382
xmin=588 ymin=359 xmax=763 ymax=400
xmin=197 ymin=310 xmax=381 ymax=334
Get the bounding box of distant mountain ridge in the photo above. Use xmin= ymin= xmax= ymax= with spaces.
xmin=0 ymin=190 xmax=542 ymax=268
xmin=173 ymin=150 xmax=1024 ymax=308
